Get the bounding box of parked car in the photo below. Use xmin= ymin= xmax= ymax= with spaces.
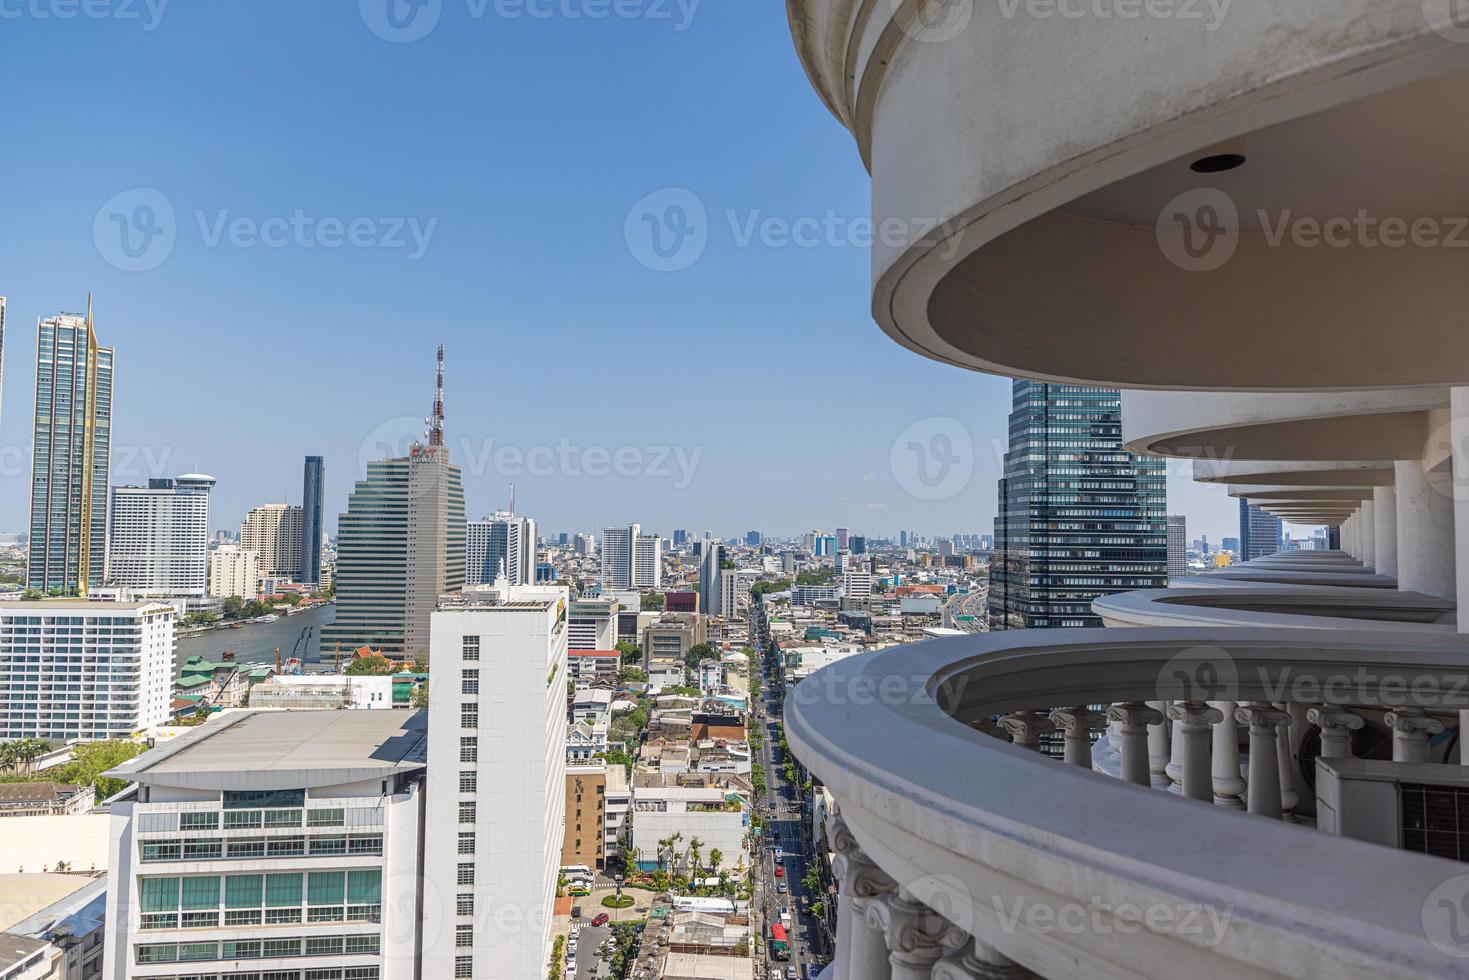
xmin=571 ymin=906 xmax=582 ymax=919
xmin=775 ymin=866 xmax=784 ymax=877
xmin=777 ymin=881 xmax=788 ymax=893
xmin=591 ymin=912 xmax=611 ymax=927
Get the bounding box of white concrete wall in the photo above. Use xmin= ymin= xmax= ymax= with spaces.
xmin=1396 ymin=460 xmax=1456 ymax=600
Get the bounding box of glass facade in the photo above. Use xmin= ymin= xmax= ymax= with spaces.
xmin=1240 ymin=499 xmax=1284 ymax=562
xmin=301 ymin=455 xmax=325 ymax=585
xmin=988 ymin=382 xmax=1167 ymax=629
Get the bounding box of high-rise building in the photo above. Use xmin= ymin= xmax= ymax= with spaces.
xmin=988 ymin=382 xmax=1167 ymax=629
xmin=27 ymin=299 xmax=114 ymax=595
xmin=424 ymin=582 xmax=568 ymax=980
xmin=600 ymin=524 xmax=636 ymax=589
xmin=633 ymin=532 xmax=661 ymax=588
xmin=1166 ymin=514 xmax=1188 ymax=581
xmin=206 ymin=543 xmax=260 ymax=599
xmin=1240 ymin=499 xmax=1284 ymax=562
xmin=850 ymin=535 xmax=867 ymax=555
xmin=672 ymin=528 xmax=689 ymax=547
xmin=745 ymin=530 xmax=762 ymax=547
xmin=0 ymin=599 xmax=174 ymax=741
xmin=698 ymin=541 xmax=724 ymax=615
xmin=300 ymin=455 xmax=324 ymax=586
xmin=105 ymin=474 xmax=215 ymax=597
xmin=466 ymin=512 xmax=537 ymax=585
xmin=323 ymin=348 xmax=465 ymax=660
xmin=835 ymin=527 xmax=849 ymax=550
xmin=573 ymin=532 xmax=595 ymax=556
xmin=567 ymin=595 xmax=618 ymax=651
xmin=239 ymin=503 xmax=304 ymax=579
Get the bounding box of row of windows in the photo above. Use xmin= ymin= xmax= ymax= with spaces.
xmin=112 ymin=969 xmax=376 ymax=980
xmin=140 ymin=835 xmax=382 ymax=862
xmin=139 ymin=870 xmax=382 ymax=914
xmin=136 ymin=935 xmax=379 ymax=964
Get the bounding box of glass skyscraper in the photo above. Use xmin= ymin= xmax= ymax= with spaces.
xmin=988 ymin=382 xmax=1167 ymax=629
xmin=27 ymin=300 xmax=114 ymax=595
xmin=300 ymin=455 xmax=325 ymax=585
xmin=1240 ymin=499 xmax=1284 ymax=562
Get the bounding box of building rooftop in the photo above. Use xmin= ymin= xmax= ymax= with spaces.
xmin=0 ymin=817 xmax=110 ymax=877
xmin=0 ymin=783 xmax=86 ymax=804
xmin=105 ymin=709 xmax=428 ymax=792
xmin=0 ymin=873 xmax=102 ymax=931
xmin=0 ymin=933 xmax=46 ymax=973
xmin=0 ymin=600 xmax=170 ymax=612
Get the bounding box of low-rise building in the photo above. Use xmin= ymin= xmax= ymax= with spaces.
xmin=567 ymin=649 xmax=619 ymax=684
xmin=247 ymin=674 xmax=395 ymax=710
xmin=561 ymin=763 xmax=606 ymax=871
xmin=0 ymin=783 xmax=92 ymax=818
xmin=630 ymin=785 xmax=746 ymax=873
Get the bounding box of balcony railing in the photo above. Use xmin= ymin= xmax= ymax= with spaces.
xmin=788 ymin=629 xmax=1469 ymax=978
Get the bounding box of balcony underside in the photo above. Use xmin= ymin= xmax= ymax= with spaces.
xmin=1094 ymin=586 xmax=1457 ymax=631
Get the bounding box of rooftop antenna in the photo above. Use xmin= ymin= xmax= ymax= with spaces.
xmin=508 ymin=482 xmax=516 ymax=516
xmin=428 ymin=344 xmax=446 ymax=447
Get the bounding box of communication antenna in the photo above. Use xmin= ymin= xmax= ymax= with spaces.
xmin=428 ymin=344 xmax=446 ymax=447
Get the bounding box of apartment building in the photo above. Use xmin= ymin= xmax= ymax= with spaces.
xmin=99 ymin=709 xmax=427 ymax=980
xmin=239 ymin=504 xmax=304 ymax=580
xmin=561 ymin=763 xmax=606 ymax=871
xmin=0 ymin=601 xmax=174 ymax=742
xmin=629 ymin=785 xmax=746 ymax=873
xmin=205 ymin=545 xmax=260 ymax=600
xmin=566 ymin=596 xmax=618 ymax=651
xmin=105 ymin=476 xmax=215 ymax=598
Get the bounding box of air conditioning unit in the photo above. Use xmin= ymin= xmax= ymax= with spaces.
xmin=1315 ymin=758 xmax=1469 ymax=861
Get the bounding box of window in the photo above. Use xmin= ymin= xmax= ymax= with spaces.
xmin=460 ymin=737 xmax=477 ymax=763
xmin=308 ymin=808 xmax=345 ymax=827
xmin=457 ymin=893 xmax=474 ymax=916
xmin=458 ymin=802 xmax=476 ymax=824
xmin=347 ymin=869 xmax=382 ymax=905
xmin=455 ymin=955 xmax=474 ymax=978
xmin=140 ymin=877 xmax=180 ymax=914
xmin=222 ymin=939 xmax=262 ymax=959
xmin=348 ymin=834 xmax=384 ymax=855
xmin=462 ymin=635 xmax=480 ymax=661
xmin=180 ymin=876 xmax=220 ymax=912
xmin=226 ymin=874 xmax=263 ymax=909
xmin=179 ymin=811 xmax=219 ymax=831
xmin=459 ymin=771 xmax=476 ymax=793
xmin=262 ymin=938 xmax=300 ymax=958
xmin=181 ymin=839 xmax=222 ymax=860
xmin=141 ymin=841 xmax=181 ymax=862
xmin=457 ymin=863 xmax=475 ymax=886
xmin=227 ymin=838 xmax=266 ymax=859
xmin=308 ymin=871 xmax=346 ymax=908
xmin=461 ymin=703 xmax=478 ymax=728
xmin=461 ymin=669 xmax=479 ymax=695
xmin=265 ymin=808 xmax=303 ymax=828
xmin=456 ymin=924 xmax=474 ymax=948
xmin=345 ymin=934 xmax=381 ymax=954
xmin=264 ymin=873 xmax=303 ymax=908
xmin=267 ymin=837 xmax=305 ymax=857
xmin=306 ymin=936 xmax=345 ymax=956
xmin=223 ymin=810 xmax=262 ymax=829
xmin=224 ymin=788 xmax=305 ymax=810
xmin=458 ymin=832 xmax=475 ymax=855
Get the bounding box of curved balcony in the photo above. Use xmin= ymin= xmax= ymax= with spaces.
xmin=788 ymin=1 xmax=1469 ymax=389
xmin=1094 ymin=587 xmax=1457 ymax=632
xmin=789 ymin=630 xmax=1469 ymax=979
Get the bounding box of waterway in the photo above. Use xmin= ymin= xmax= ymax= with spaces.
xmin=174 ymin=603 xmax=336 ymax=673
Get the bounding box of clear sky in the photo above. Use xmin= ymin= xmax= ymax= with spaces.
xmin=0 ymin=0 xmax=1242 ymax=543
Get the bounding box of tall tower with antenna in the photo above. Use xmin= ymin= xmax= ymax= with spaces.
xmin=428 ymin=343 xmax=445 ymax=447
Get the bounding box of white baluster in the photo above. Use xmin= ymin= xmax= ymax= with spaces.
xmin=1385 ymin=708 xmax=1445 ymax=764
xmin=830 ymin=813 xmax=896 ymax=980
xmin=998 ymin=710 xmax=1055 ymax=752
xmin=1167 ymin=701 xmax=1223 ymax=802
xmin=1209 ymin=699 xmax=1245 ymax=808
xmin=1107 ymin=702 xmax=1164 ymax=786
xmin=867 ymin=889 xmax=968 ymax=980
xmin=1049 ymin=707 xmax=1106 ymax=768
xmin=932 ymin=938 xmax=1038 ymax=979
xmin=1234 ymin=703 xmax=1291 ymax=819
xmin=1307 ymin=707 xmax=1364 ymax=760
xmin=1146 ymin=700 xmax=1170 ymax=788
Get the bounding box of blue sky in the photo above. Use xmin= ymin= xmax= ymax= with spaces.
xmin=0 ymin=0 xmax=1241 ymax=542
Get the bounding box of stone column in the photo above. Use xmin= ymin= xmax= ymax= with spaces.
xmin=932 ymin=939 xmax=1039 ymax=979
xmin=1146 ymin=700 xmax=1171 ymax=788
xmin=867 ymin=889 xmax=967 ymax=980
xmin=998 ymin=711 xmax=1055 ymax=752
xmin=1385 ymin=708 xmax=1445 ymax=764
xmin=1165 ymin=712 xmax=1185 ymax=793
xmin=1374 ymin=486 xmax=1399 ymax=579
xmin=1167 ymin=701 xmax=1223 ymax=802
xmin=830 ymin=814 xmax=897 ymax=980
xmin=1235 ymin=703 xmax=1291 ymax=819
xmin=1276 ymin=703 xmax=1300 ymax=817
xmin=1107 ymin=702 xmax=1164 ymax=786
xmin=1049 ymin=707 xmax=1106 ymax=768
xmin=1359 ymin=500 xmax=1376 ymax=571
xmin=1209 ymin=699 xmax=1245 ymax=808
xmin=1397 ymin=458 xmax=1456 ymax=600
xmin=1307 ymin=707 xmax=1364 ymax=760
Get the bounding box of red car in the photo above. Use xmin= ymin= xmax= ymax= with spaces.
xmin=774 ymin=867 xmax=784 ymax=878
xmin=591 ymin=913 xmax=610 ymax=927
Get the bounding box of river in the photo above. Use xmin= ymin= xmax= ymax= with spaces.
xmin=174 ymin=603 xmax=337 ymax=673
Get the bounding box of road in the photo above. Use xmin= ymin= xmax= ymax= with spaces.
xmin=571 ymin=923 xmax=610 ymax=980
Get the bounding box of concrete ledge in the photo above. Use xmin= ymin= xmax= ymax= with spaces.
xmin=1095 ymin=587 xmax=1457 ymax=632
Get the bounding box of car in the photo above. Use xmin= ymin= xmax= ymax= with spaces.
xmin=777 ymin=881 xmax=788 ymax=893
xmin=570 ymin=906 xmax=582 ymax=919
xmin=774 ymin=866 xmax=784 ymax=877
xmin=591 ymin=912 xmax=610 ymax=926
xmin=787 ymin=968 xmax=799 ymax=980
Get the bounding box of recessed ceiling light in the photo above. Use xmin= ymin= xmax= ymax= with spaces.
xmin=1191 ymin=153 xmax=1247 ymax=174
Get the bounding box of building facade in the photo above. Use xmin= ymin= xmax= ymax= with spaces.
xmin=988 ymin=383 xmax=1167 ymax=629
xmin=0 ymin=600 xmax=174 ymax=741
xmin=105 ymin=475 xmax=215 ymax=597
xmin=300 ymin=455 xmax=325 ymax=586
xmin=1166 ymin=514 xmax=1188 ymax=581
xmin=561 ymin=764 xmax=607 ymax=871
xmin=1240 ymin=500 xmax=1284 ymax=563
xmin=239 ymin=504 xmax=304 ymax=581
xmin=567 ymin=596 xmax=618 ymax=652
xmin=206 ymin=545 xmax=260 ymax=600
xmin=28 ymin=303 xmax=114 ymax=595
xmin=424 ymin=583 xmax=568 ymax=980
xmin=322 ymin=446 xmax=465 ymax=660
xmin=465 ymin=512 xmax=536 ymax=586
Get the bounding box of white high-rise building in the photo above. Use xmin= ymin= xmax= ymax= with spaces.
xmin=0 ymin=600 xmax=174 ymax=741
xmin=1167 ymin=514 xmax=1189 ymax=580
xmin=698 ymin=541 xmax=723 ymax=615
xmin=600 ymin=524 xmax=636 ymax=589
xmin=105 ymin=475 xmax=215 ymax=597
xmin=466 ymin=512 xmax=537 ymax=586
xmin=240 ymin=503 xmax=304 ymax=579
xmin=207 ymin=544 xmax=261 ymax=599
xmin=841 ymin=569 xmax=873 ymax=604
xmin=633 ymin=533 xmax=661 ymax=588
xmin=568 ymin=595 xmax=618 ymax=651
xmin=424 ymin=582 xmax=569 ymax=980
xmin=574 ymin=532 xmax=595 ymax=556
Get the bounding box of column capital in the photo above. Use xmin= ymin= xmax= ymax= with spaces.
xmin=932 ymin=938 xmax=1039 ymax=979
xmin=1385 ymin=708 xmax=1446 ymax=737
xmin=1307 ymin=706 xmax=1365 ymax=733
xmin=865 ymin=889 xmax=968 ymax=968
xmin=1107 ymin=701 xmax=1164 ymax=732
xmin=998 ymin=710 xmax=1055 ymax=749
xmin=1166 ymin=700 xmax=1224 ymax=728
xmin=1049 ymin=706 xmax=1107 ymax=735
xmin=1234 ymin=702 xmax=1291 ymax=732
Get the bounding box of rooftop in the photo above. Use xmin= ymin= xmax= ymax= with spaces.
xmin=0 ymin=934 xmax=46 ymax=973
xmin=0 ymin=816 xmax=110 ymax=876
xmin=0 ymin=873 xmax=102 ymax=931
xmin=0 ymin=600 xmax=171 ymax=612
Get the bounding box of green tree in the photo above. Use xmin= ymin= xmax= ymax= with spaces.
xmin=617 ymin=666 xmax=647 ymax=685
xmin=57 ymin=740 xmax=144 ymax=799
xmin=222 ymin=595 xmax=244 ymax=617
xmin=409 ymin=680 xmax=429 ymax=709
xmin=345 ymin=654 xmax=396 ymax=676
xmin=683 ymin=642 xmax=717 ymax=674
xmin=616 ymin=641 xmax=643 ymax=665
xmin=640 ymin=592 xmax=664 ymax=611
xmin=21 ymin=588 xmax=43 ymax=600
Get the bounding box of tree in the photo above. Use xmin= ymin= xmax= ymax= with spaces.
xmin=222 ymin=596 xmax=244 ymax=617
xmin=56 ymin=740 xmax=144 ymax=799
xmin=345 ymin=654 xmax=396 ymax=676
xmin=640 ymin=592 xmax=664 ymax=611
xmin=615 ymin=641 xmax=643 ymax=665
xmin=617 ymin=666 xmax=647 ymax=685
xmin=683 ymin=642 xmax=717 ymax=674
xmin=708 ymin=848 xmax=722 ymax=876
xmin=409 ymin=680 xmax=429 ymax=709
xmin=687 ymin=836 xmax=703 ymax=874
xmin=21 ymin=588 xmax=42 ymax=600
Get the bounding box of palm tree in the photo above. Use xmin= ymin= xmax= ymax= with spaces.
xmin=708 ymin=848 xmax=722 ymax=876
xmin=687 ymin=836 xmax=704 ymax=875
xmin=656 ymin=836 xmax=673 ymax=872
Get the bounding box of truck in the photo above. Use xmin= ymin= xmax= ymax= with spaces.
xmin=770 ymin=923 xmax=791 ymax=960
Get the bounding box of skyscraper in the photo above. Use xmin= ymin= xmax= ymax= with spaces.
xmin=601 ymin=523 xmax=659 ymax=589
xmin=0 ymin=296 xmax=6 ymax=437
xmin=633 ymin=532 xmax=661 ymax=588
xmin=27 ymin=298 xmax=114 ymax=595
xmin=323 ymin=347 xmax=465 ymax=660
xmin=1166 ymin=514 xmax=1188 ymax=581
xmin=988 ymin=382 xmax=1167 ymax=629
xmin=300 ymin=455 xmax=324 ymax=585
xmin=239 ymin=503 xmax=304 ymax=579
xmin=467 ymin=512 xmax=537 ymax=585
xmin=698 ymin=540 xmax=724 ymax=615
xmin=106 ymin=474 xmax=215 ymax=597
xmin=1240 ymin=499 xmax=1284 ymax=562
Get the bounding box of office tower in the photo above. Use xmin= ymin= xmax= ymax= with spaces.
xmin=300 ymin=455 xmax=324 ymax=585
xmin=323 ymin=348 xmax=465 ymax=660
xmin=988 ymin=382 xmax=1167 ymax=629
xmin=1166 ymin=514 xmax=1188 ymax=580
xmin=568 ymin=595 xmax=618 ymax=651
xmin=574 ymin=532 xmax=595 ymax=557
xmin=0 ymin=296 xmax=5 ymax=436
xmin=0 ymin=599 xmax=173 ymax=741
xmin=814 ymin=535 xmax=837 ymax=557
xmin=425 ymin=583 xmax=568 ymax=980
xmin=558 ymin=531 xmax=569 ymax=546
xmin=466 ymin=512 xmax=537 ymax=585
xmin=850 ymin=535 xmax=866 ymax=555
xmin=835 ymin=527 xmax=849 ymax=550
xmin=1221 ymin=536 xmax=1240 ymax=553
xmin=937 ymin=538 xmax=955 ymax=557
xmin=600 ymin=524 xmax=636 ymax=589
xmin=633 ymin=532 xmax=661 ymax=588
xmin=239 ymin=503 xmax=304 ymax=579
xmin=102 ymin=710 xmax=426 ymax=979
xmin=105 ymin=474 xmax=215 ymax=597
xmin=672 ymin=528 xmax=689 ymax=547
xmin=746 ymin=530 xmax=762 ymax=547
xmin=898 ymin=530 xmax=908 ymax=549
xmin=27 ymin=299 xmax=114 ymax=595
xmin=1240 ymin=499 xmax=1284 ymax=562
xmin=698 ymin=540 xmax=724 ymax=615
xmin=207 ymin=543 xmax=261 ymax=599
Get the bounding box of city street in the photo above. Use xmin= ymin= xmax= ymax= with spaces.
xmin=571 ymin=923 xmax=610 ymax=980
